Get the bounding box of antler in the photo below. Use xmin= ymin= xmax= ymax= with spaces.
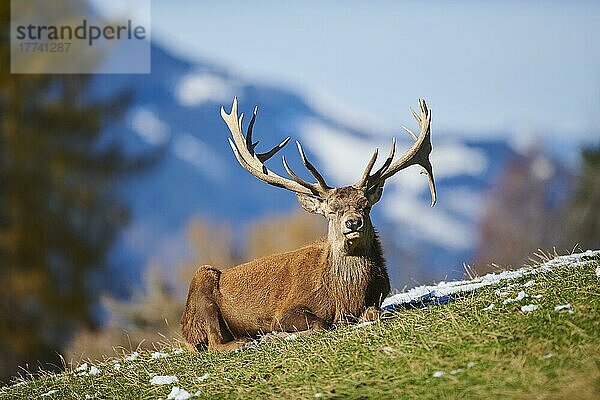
xmin=221 ymin=97 xmax=332 ymax=197
xmin=355 ymin=99 xmax=437 ymax=207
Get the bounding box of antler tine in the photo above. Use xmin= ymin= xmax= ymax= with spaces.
xmin=246 ymin=106 xmax=258 ymax=151
xmin=240 ymin=104 xmax=290 ymax=163
xmin=410 ymin=107 xmax=421 ymax=125
xmin=426 ymin=171 xmax=437 ymax=207
xmin=281 ymin=156 xmax=322 ymax=193
xmin=257 ymin=137 xmax=290 ymax=162
xmin=355 ymin=148 xmax=379 ymax=188
xmin=221 ymin=97 xmax=330 ymax=197
xmin=364 ymin=137 xmax=396 ymax=187
xmin=295 ymin=141 xmax=331 ymax=191
xmin=401 ymin=125 xmax=418 ymax=141
xmin=368 ymin=99 xmax=437 ymax=207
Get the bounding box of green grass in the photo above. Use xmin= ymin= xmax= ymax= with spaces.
xmin=2 ymin=252 xmax=599 ymax=399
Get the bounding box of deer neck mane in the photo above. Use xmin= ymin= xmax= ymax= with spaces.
xmin=324 ymin=232 xmax=384 ymax=321
xmin=328 ymin=237 xmax=381 ymax=278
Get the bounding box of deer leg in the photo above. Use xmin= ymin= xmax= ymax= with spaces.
xmin=275 ymin=306 xmax=330 ymax=334
xmin=358 ymin=306 xmax=381 ymax=323
xmin=181 ymin=266 xmax=247 ymax=352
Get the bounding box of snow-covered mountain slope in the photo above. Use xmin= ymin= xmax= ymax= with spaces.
xmin=92 ymin=43 xmax=569 ymax=290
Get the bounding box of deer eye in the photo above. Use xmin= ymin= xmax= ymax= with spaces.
xmin=357 ymin=200 xmax=368 ymax=209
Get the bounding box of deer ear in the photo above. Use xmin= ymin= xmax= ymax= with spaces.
xmin=367 ymin=184 xmax=384 ymax=205
xmin=296 ymin=193 xmax=326 ymax=216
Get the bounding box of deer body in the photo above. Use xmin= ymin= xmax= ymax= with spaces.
xmin=185 ymin=233 xmax=388 ymax=338
xmin=182 ymin=98 xmax=436 ymax=351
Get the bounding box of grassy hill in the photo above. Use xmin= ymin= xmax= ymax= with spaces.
xmin=2 ymin=251 xmax=599 ymax=400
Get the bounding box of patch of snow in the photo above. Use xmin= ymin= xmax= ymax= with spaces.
xmin=521 ymin=304 xmax=539 ymax=312
xmin=432 ymin=371 xmax=444 ymax=378
xmin=495 ymin=289 xmax=509 ymax=297
xmin=125 ymin=351 xmax=139 ymax=362
xmin=554 ymin=304 xmax=571 ymax=311
xmin=503 ymin=290 xmax=528 ymax=305
xmin=595 ymin=266 xmax=600 ymax=277
xmin=353 ymin=320 xmax=377 ymax=329
xmin=150 ymin=375 xmax=179 ymax=385
xmin=167 ymin=386 xmax=201 ymax=400
xmin=257 ymin=331 xmax=297 ymax=344
xmin=314 ymin=393 xmax=324 ymax=398
xmin=196 ymin=373 xmax=210 ymax=382
xmin=75 ymin=363 xmax=88 ymax=372
xmin=113 ymin=363 xmax=121 ymax=371
xmin=74 ymin=363 xmax=101 ymax=377
xmin=241 ymin=340 xmax=260 ymax=350
xmin=515 ymin=291 xmax=529 ymax=301
xmin=151 ymin=351 xmax=169 ymax=359
xmin=175 ymin=72 xmax=235 ymax=107
xmin=481 ymin=303 xmax=495 ymax=311
xmin=467 ymin=362 xmax=477 ymax=368
xmin=542 ymin=353 xmax=554 ymax=359
xmin=130 ymin=108 xmax=170 ymax=145
xmin=532 ymin=294 xmax=543 ymax=299
xmin=173 ymin=348 xmax=185 ymax=355
xmin=381 ymin=346 xmax=395 ymax=354
xmin=523 ymin=280 xmax=536 ymax=288
xmin=41 ymin=389 xmax=58 ymax=397
xmin=450 ymin=369 xmax=463 ymax=375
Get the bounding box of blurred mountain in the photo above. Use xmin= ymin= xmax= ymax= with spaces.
xmin=92 ymin=42 xmax=572 ymax=290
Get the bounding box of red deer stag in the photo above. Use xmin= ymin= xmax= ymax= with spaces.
xmin=182 ymin=97 xmax=436 ymax=351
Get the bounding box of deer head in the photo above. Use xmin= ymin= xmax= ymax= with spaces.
xmin=221 ymin=97 xmax=436 ymax=254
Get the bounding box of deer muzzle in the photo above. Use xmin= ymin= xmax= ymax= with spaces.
xmin=343 ymin=214 xmax=364 ymax=238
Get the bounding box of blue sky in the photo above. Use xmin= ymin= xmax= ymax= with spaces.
xmin=92 ymin=0 xmax=600 ymax=144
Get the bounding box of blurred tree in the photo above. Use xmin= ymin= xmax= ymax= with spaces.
xmin=246 ymin=210 xmax=325 ymax=260
xmin=66 ymin=218 xmax=236 ymax=362
xmin=562 ymin=145 xmax=600 ymax=250
xmin=474 ymin=148 xmax=570 ymax=272
xmin=0 ymin=2 xmax=155 ymax=380
xmin=175 ymin=217 xmax=238 ymax=297
xmin=66 ymin=265 xmax=181 ymax=363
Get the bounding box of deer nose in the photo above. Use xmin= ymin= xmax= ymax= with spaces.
xmin=345 ymin=217 xmax=363 ymax=231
